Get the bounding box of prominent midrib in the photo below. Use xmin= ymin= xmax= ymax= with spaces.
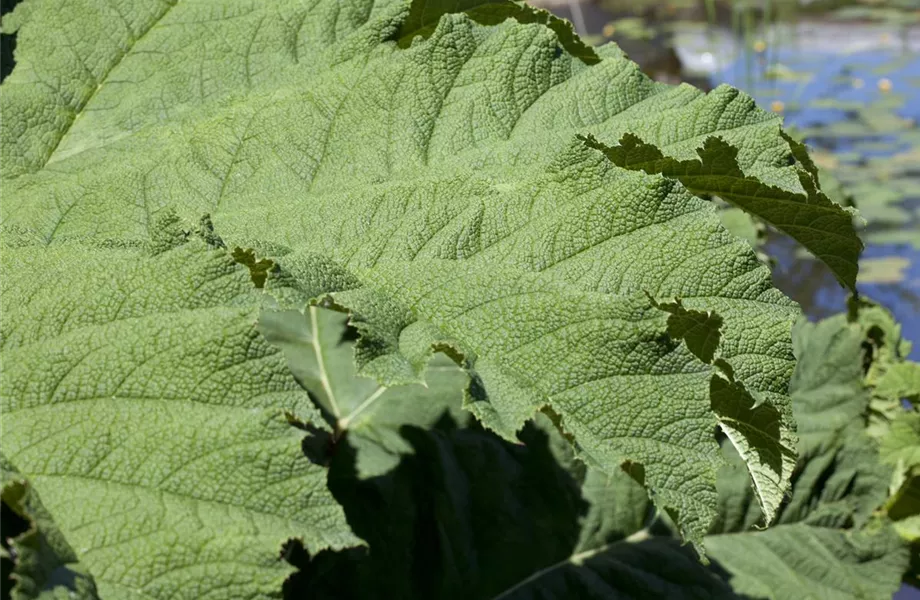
xmin=310 ymin=305 xmax=342 ymax=419
xmin=490 ymin=528 xmax=652 ymax=599
xmin=338 ymin=385 xmax=387 ymax=430
xmin=43 ymin=0 xmax=179 ymax=169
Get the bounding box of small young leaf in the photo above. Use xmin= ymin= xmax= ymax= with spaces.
xmin=396 ymin=0 xmax=599 ymax=64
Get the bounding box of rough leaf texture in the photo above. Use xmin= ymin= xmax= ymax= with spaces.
xmin=0 ymin=236 xmax=359 ymax=599
xmin=701 ymin=313 xmax=910 ymax=600
xmin=1 ymin=455 xmax=100 ymax=600
xmin=264 ymin=308 xmax=737 ymax=599
xmin=704 ymin=524 xmax=906 ymax=600
xmin=1 ymin=0 xmax=869 ymax=546
xmin=284 ymin=310 xmax=907 ymax=600
xmin=579 ymin=133 xmax=862 ymax=289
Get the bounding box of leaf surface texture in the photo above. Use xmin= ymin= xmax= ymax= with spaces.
xmin=0 ymin=238 xmax=359 ymax=599
xmin=1 ymin=0 xmax=871 ymax=548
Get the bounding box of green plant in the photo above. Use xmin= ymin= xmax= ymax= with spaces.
xmin=0 ymin=0 xmax=915 ymax=598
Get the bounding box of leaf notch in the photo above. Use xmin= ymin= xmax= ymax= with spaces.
xmin=580 ymin=133 xmax=863 ymax=291
xmin=395 ymin=0 xmax=600 ymax=64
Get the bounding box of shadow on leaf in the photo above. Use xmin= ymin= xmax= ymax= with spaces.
xmin=284 ymin=412 xmax=743 ymax=599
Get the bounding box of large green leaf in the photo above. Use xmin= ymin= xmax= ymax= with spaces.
xmin=2 ymin=0 xmax=870 ymax=544
xmin=0 ymin=235 xmax=359 ymax=600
